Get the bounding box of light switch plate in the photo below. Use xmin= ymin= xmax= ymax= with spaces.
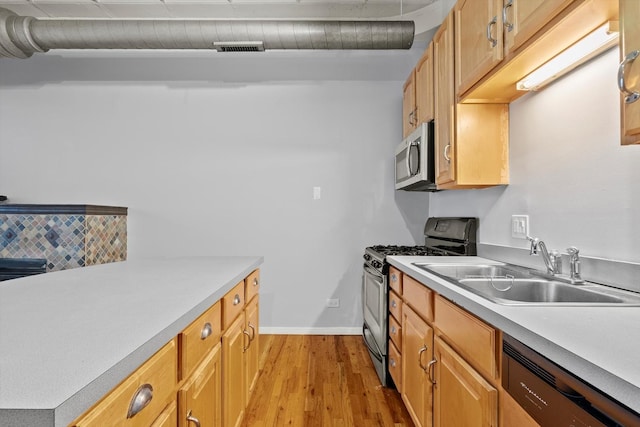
xmin=511 ymin=215 xmax=529 ymax=239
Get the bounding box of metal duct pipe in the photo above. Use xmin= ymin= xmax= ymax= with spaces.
xmin=0 ymin=7 xmax=414 ymax=59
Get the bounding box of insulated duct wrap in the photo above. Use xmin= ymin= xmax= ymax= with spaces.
xmin=0 ymin=7 xmax=414 ymax=59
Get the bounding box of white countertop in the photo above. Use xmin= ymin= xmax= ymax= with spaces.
xmin=0 ymin=256 xmax=263 ymax=427
xmin=387 ymin=256 xmax=640 ymax=414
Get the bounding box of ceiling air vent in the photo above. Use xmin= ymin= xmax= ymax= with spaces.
xmin=213 ymin=41 xmax=265 ymax=52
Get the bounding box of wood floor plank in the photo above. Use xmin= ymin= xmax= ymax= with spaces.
xmin=242 ymin=335 xmax=414 ymax=427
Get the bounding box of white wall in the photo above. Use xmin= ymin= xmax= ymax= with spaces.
xmin=0 ymin=50 xmax=429 ymax=332
xmin=430 ymin=48 xmax=640 ymax=264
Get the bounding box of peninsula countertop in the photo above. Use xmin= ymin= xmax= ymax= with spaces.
xmin=387 ymin=255 xmax=640 ymax=415
xmin=0 ymin=256 xmax=263 ymax=427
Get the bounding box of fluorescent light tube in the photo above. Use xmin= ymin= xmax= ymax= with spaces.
xmin=517 ymin=21 xmax=619 ymax=91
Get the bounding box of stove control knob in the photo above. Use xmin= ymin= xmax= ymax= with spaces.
xmin=363 ymin=254 xmax=371 ymax=261
xmin=373 ymin=260 xmax=382 ymax=269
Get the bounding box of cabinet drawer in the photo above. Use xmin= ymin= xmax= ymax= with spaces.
xmin=389 ymin=267 xmax=402 ymax=295
xmin=245 ymin=269 xmax=260 ymax=303
xmin=434 ymin=295 xmax=497 ymax=379
xmin=388 ymin=340 xmax=402 ymax=391
xmin=223 ymin=280 xmax=245 ymax=329
xmin=74 ymin=339 xmax=177 ymax=427
xmin=180 ymin=301 xmax=222 ymax=380
xmin=389 ymin=290 xmax=402 ymax=322
xmin=403 ymin=274 xmax=433 ymax=323
xmin=389 ymin=314 xmax=402 ymax=350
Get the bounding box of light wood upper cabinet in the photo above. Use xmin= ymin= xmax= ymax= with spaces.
xmin=433 ymin=336 xmax=498 ymax=427
xmin=435 ymin=10 xmax=510 ymax=189
xmin=403 ymin=44 xmax=435 ymax=139
xmin=178 ymin=344 xmax=222 ymax=427
xmin=416 ymin=43 xmax=435 ymax=126
xmin=403 ymin=71 xmax=417 ymax=138
xmin=459 ymin=0 xmax=618 ymax=103
xmin=434 ymin=11 xmax=455 ymax=186
xmin=455 ymin=0 xmax=504 ymax=96
xmin=620 ymin=0 xmax=640 ymax=145
xmin=401 ymin=305 xmax=434 ymax=427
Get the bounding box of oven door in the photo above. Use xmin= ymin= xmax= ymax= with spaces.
xmin=362 ymin=264 xmax=387 ymax=356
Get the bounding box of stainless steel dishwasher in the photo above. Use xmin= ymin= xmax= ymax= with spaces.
xmin=503 ymin=334 xmax=640 ymax=426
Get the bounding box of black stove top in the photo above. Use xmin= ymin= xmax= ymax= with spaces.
xmin=368 ymin=245 xmax=432 ymax=257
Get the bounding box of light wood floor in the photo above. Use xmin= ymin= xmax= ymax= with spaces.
xmin=242 ymin=335 xmax=414 ymax=427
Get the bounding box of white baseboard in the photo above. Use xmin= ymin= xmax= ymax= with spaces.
xmin=260 ymin=327 xmax=361 ymax=335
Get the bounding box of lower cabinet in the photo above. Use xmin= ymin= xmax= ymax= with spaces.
xmin=70 ymin=269 xmax=261 ymax=427
xmin=244 ymin=296 xmax=260 ymax=403
xmin=223 ymin=312 xmax=247 ymax=427
xmin=433 ymin=336 xmax=497 ymax=427
xmin=401 ymin=305 xmax=434 ymax=427
xmin=397 ymin=272 xmax=501 ymax=427
xmin=178 ymin=344 xmax=222 ymax=427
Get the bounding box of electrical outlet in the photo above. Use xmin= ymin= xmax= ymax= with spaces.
xmin=511 ymin=215 xmax=529 ymax=239
xmin=326 ymin=298 xmax=340 ymax=308
xmin=313 ymin=187 xmax=321 ymax=200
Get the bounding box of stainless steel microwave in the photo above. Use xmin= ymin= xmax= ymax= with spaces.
xmin=395 ymin=120 xmax=437 ymax=191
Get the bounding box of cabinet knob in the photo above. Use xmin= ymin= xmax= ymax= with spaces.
xmin=186 ymin=410 xmax=202 ymax=427
xmin=200 ymin=322 xmax=212 ymax=340
xmin=126 ymin=383 xmax=153 ymax=419
xmin=391 ymin=273 xmax=397 ymax=282
xmin=391 ymin=326 xmax=396 ymax=334
xmin=253 ymin=277 xmax=259 ymax=287
xmin=390 ymin=358 xmax=396 ymax=368
xmin=391 ymin=300 xmax=397 ymax=308
xmin=618 ymin=50 xmax=640 ymax=104
xmin=233 ymin=294 xmax=241 ymax=306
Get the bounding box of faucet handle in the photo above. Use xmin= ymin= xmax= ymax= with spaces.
xmin=566 ymin=246 xmax=580 ymax=257
xmin=527 ymin=236 xmax=539 ymax=255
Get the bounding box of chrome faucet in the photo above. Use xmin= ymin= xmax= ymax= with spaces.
xmin=527 ymin=236 xmax=561 ymax=275
xmin=566 ymin=246 xmax=584 ymax=283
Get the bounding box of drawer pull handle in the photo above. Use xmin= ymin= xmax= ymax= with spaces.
xmin=200 ymin=322 xmax=212 ymax=340
xmin=253 ymin=277 xmax=259 ymax=287
xmin=248 ymin=322 xmax=256 ymax=341
xmin=243 ymin=329 xmax=252 ymax=352
xmin=417 ymin=345 xmax=428 ymax=371
xmin=233 ymin=294 xmax=241 ymax=306
xmin=186 ymin=410 xmax=202 ymax=427
xmin=126 ymin=383 xmax=153 ymax=419
xmin=427 ymin=359 xmax=437 ymax=385
xmin=443 ymin=144 xmax=451 ymax=163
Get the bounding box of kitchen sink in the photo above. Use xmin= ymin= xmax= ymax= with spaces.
xmin=412 ymin=262 xmax=640 ymax=306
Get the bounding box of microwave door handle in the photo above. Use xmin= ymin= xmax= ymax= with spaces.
xmin=407 ymin=140 xmax=419 ymax=177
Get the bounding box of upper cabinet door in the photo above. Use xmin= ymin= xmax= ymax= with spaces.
xmin=403 ymin=71 xmax=417 ymax=138
xmin=415 ymin=43 xmax=435 ymax=125
xmin=620 ymin=0 xmax=640 ymax=145
xmin=454 ymin=0 xmax=504 ymax=97
xmin=434 ymin=11 xmax=455 ymax=186
xmin=503 ymin=0 xmax=574 ymax=54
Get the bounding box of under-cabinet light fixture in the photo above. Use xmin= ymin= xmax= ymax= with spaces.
xmin=517 ymin=21 xmax=619 ymax=91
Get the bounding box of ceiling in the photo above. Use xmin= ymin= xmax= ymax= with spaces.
xmin=0 ymin=0 xmax=448 ymax=59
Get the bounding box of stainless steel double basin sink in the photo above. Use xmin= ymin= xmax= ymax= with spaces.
xmin=412 ymin=262 xmax=640 ymax=306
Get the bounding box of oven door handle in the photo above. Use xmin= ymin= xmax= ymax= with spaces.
xmin=362 ymin=323 xmax=383 ymax=362
xmin=363 ymin=264 xmax=384 ymax=282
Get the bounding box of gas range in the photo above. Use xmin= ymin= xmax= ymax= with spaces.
xmin=364 ymin=217 xmax=479 ymax=274
xmin=361 ymin=217 xmax=478 ymax=388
